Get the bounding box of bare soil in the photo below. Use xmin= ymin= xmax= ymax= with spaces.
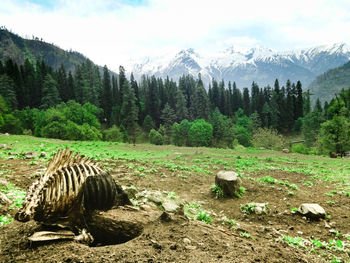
xmin=0 ymin=156 xmax=349 ymax=263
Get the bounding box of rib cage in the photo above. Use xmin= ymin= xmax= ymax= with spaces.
xmin=15 ymin=148 xmax=106 ymax=223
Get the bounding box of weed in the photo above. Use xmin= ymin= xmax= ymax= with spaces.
xmin=239 ymin=231 xmax=251 ymax=238
xmin=303 ymin=181 xmax=313 ymax=187
xmin=167 ymin=192 xmax=178 ymax=200
xmin=258 ymin=176 xmax=277 ymax=184
xmin=240 ymin=203 xmax=256 ymax=214
xmin=282 ymin=235 xmax=304 ymax=247
xmin=290 ymin=207 xmax=298 ymax=212
xmin=326 ymin=200 xmax=335 ymax=206
xmin=235 ymin=186 xmax=246 ymax=198
xmin=211 ymin=184 xmax=224 ymax=198
xmin=0 ymin=214 xmax=13 ymax=226
xmin=197 ymin=211 xmax=212 ymax=224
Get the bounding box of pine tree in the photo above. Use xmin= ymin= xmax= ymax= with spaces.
xmin=40 ymin=74 xmax=61 ymax=109
xmin=192 ymin=76 xmax=209 ymax=119
xmin=175 ymin=88 xmax=188 ymax=122
xmin=120 ymin=79 xmax=139 ymax=144
xmin=243 ymin=88 xmax=250 ymax=116
xmin=101 ymin=65 xmax=113 ymax=124
xmin=296 ymin=81 xmax=303 ymax=119
xmin=0 ymin=74 xmax=17 ymax=110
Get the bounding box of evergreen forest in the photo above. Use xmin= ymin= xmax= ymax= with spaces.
xmin=0 ymin=58 xmax=349 ymax=156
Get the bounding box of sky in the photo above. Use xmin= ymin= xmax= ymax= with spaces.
xmin=1 ymin=0 xmax=350 ymax=72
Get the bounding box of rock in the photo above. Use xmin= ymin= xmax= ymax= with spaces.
xmin=242 ymin=203 xmax=269 ymax=215
xmin=23 ymin=151 xmax=38 ymax=159
xmin=162 ymin=199 xmax=180 ymax=213
xmin=9 ymin=152 xmax=19 ymax=156
xmin=39 ymin=152 xmax=47 ymax=158
xmin=0 ymin=144 xmax=7 ymax=149
xmin=183 ymin=238 xmax=191 ymax=244
xmin=298 ymin=203 xmax=325 ymax=219
xmin=123 ymin=186 xmax=138 ymax=200
xmin=0 ymin=192 xmax=12 ymax=205
xmin=282 ymin=148 xmax=290 ymax=153
xmin=215 ymin=171 xmax=242 ymax=197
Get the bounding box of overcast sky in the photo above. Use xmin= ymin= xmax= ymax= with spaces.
xmin=1 ymin=0 xmax=350 ymax=72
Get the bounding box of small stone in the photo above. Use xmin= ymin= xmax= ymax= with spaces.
xmin=0 ymin=192 xmax=12 ymax=205
xmin=325 ymin=222 xmax=331 ymax=228
xmin=298 ymin=203 xmax=325 ymax=219
xmin=39 ymin=152 xmax=47 ymax=158
xmin=0 ymin=144 xmax=7 ymax=149
xmin=162 ymin=200 xmax=180 ymax=213
xmin=282 ymin=148 xmax=290 ymax=153
xmin=183 ymin=238 xmax=191 ymax=244
xmin=185 ymin=245 xmax=197 ymax=250
xmin=297 ymin=231 xmax=303 ymax=235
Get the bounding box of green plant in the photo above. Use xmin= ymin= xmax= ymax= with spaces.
xmin=240 ymin=203 xmax=256 ymax=214
xmin=282 ymin=235 xmax=304 ymax=247
xmin=291 ymin=143 xmax=309 ymax=155
xmin=326 ymin=200 xmax=335 ymax=206
xmin=258 ymin=176 xmax=277 ymax=184
xmin=211 ymin=184 xmax=224 ymax=198
xmin=0 ymin=214 xmax=13 ymax=226
xmin=235 ymin=186 xmax=246 ymax=198
xmin=290 ymin=207 xmax=298 ymax=212
xmin=239 ymin=231 xmax=251 ymax=238
xmin=251 ymin=128 xmax=285 ymax=150
xmin=303 ymin=181 xmax=313 ymax=187
xmin=197 ymin=210 xmax=212 ymax=224
xmin=167 ymin=191 xmax=178 ymax=200
xmin=149 ymin=129 xmax=164 ymax=145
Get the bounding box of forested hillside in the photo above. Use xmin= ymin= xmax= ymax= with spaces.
xmin=0 ymin=27 xmax=108 ymax=75
xmin=309 ymin=61 xmax=350 ymax=104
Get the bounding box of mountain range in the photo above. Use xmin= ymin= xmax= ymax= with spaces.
xmin=128 ymin=44 xmax=350 ymax=93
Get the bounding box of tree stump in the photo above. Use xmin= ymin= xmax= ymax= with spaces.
xmin=215 ymin=171 xmax=242 ymax=197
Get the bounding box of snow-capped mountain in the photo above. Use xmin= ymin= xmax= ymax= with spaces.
xmin=127 ymin=43 xmax=350 ymax=89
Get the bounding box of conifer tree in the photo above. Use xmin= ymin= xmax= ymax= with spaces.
xmin=101 ymin=65 xmax=113 ymax=124
xmin=40 ymin=74 xmax=61 ymax=109
xmin=121 ymin=79 xmax=139 ymax=144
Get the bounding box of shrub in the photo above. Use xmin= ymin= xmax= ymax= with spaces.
xmin=251 ymin=128 xmax=286 ymax=150
xmin=149 ymin=129 xmax=164 ymax=145
xmin=41 ymin=121 xmax=67 ymax=139
xmin=291 ymin=143 xmax=309 ymax=154
xmin=233 ymin=125 xmax=251 ymax=147
xmin=80 ymin=124 xmax=102 ymax=141
xmin=103 ymin=125 xmax=122 ymax=142
xmin=1 ymin=114 xmax=23 ymax=134
xmin=188 ymin=119 xmax=213 ymax=147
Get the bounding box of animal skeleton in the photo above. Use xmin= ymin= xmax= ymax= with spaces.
xmin=15 ymin=148 xmax=121 ymax=243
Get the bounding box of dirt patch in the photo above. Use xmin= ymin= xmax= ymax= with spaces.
xmin=0 ymin=157 xmax=349 ymax=262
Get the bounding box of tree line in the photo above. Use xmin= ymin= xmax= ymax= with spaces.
xmin=0 ymin=57 xmax=348 ymax=155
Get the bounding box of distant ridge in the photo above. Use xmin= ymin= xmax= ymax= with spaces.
xmin=308 ymin=61 xmax=350 ymax=104
xmin=0 ymin=27 xmax=116 ymax=76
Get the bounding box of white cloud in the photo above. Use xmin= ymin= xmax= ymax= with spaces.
xmin=1 ymin=0 xmax=350 ymax=71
